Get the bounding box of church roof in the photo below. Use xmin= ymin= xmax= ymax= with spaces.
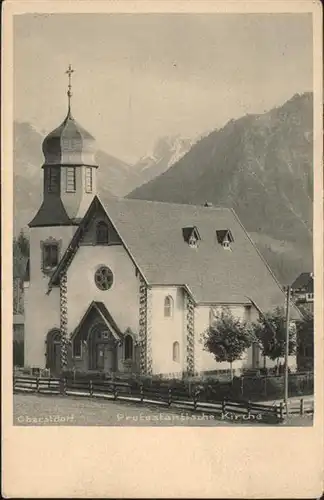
xmin=29 ymin=196 xmax=73 ymax=227
xmin=49 ymin=196 xmax=300 ymax=318
xmin=42 ymin=108 xmax=98 ymax=167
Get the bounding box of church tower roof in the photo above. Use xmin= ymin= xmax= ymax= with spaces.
xmin=29 ymin=65 xmax=99 ymax=228
xmin=42 ymin=64 xmax=97 ymax=168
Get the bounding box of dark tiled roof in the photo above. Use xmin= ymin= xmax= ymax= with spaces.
xmin=29 ymin=197 xmax=74 ymax=227
xmin=291 ymin=272 xmax=314 ymax=292
xmin=101 ymin=198 xmax=287 ymax=309
xmin=42 ymin=109 xmax=97 ymax=167
xmin=182 ymin=226 xmax=201 ymax=243
xmin=50 ymin=196 xmax=300 ymax=319
xmin=216 ymin=229 xmax=234 ymax=244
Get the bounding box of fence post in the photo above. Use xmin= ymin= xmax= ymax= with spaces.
xmin=222 ymin=398 xmax=226 ymax=415
xmin=114 ymin=383 xmax=118 ymax=401
xmin=59 ymin=377 xmax=67 ymax=396
xmin=36 ymin=376 xmax=40 ymax=393
xmin=247 ymin=400 xmax=251 ymax=418
xmin=300 ymin=398 xmax=304 ymax=416
xmin=279 ymin=401 xmax=284 ymax=421
xmin=193 ymin=389 xmax=198 ymax=411
xmin=240 ymin=377 xmax=244 ymax=397
xmin=264 ymin=376 xmax=267 ymax=398
xmin=168 ymin=388 xmax=172 ymax=407
xmin=89 ymin=380 xmax=93 ymax=397
xmin=140 ymin=384 xmax=144 ymax=403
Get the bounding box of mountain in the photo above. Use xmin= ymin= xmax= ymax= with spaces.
xmin=13 ymin=122 xmax=133 ymax=232
xmin=14 ymin=122 xmax=46 ymax=233
xmin=128 ymin=93 xmax=313 ymax=284
xmin=130 ymin=135 xmax=195 ymax=191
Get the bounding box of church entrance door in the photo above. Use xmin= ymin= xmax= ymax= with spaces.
xmin=88 ymin=323 xmax=117 ymax=373
xmin=96 ymin=344 xmax=115 ymax=372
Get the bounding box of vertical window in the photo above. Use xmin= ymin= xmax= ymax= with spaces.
xmin=66 ymin=167 xmax=76 ymax=192
xmin=172 ymin=341 xmax=180 ymax=362
xmin=124 ymin=335 xmax=133 ymax=360
xmin=43 ymin=243 xmax=59 ymax=269
xmin=85 ymin=167 xmax=93 ymax=193
xmin=47 ymin=167 xmax=59 ymax=193
xmin=72 ymin=337 xmax=82 ymax=358
xmin=96 ymin=221 xmax=109 ymax=244
xmin=164 ymin=296 xmax=174 ymax=317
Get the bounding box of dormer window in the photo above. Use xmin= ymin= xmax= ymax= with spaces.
xmin=216 ymin=229 xmax=234 ymax=250
xmin=183 ymin=226 xmax=201 ymax=248
xmin=189 ymin=235 xmax=198 ymax=248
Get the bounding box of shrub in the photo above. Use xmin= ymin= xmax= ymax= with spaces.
xmin=202 ymin=307 xmax=255 ymax=379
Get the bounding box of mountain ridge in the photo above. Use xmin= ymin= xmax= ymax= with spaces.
xmin=127 ymin=92 xmax=313 ymax=283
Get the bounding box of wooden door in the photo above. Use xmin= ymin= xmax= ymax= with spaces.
xmin=103 ymin=345 xmax=114 ymax=372
xmin=96 ymin=344 xmax=105 ymax=371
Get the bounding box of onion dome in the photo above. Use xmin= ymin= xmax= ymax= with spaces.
xmin=42 ymin=64 xmax=97 ymax=167
xmin=42 ymin=108 xmax=97 ymax=167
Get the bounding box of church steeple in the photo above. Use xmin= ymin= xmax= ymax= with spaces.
xmin=29 ymin=66 xmax=99 ymax=228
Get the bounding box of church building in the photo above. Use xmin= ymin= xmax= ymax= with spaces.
xmin=23 ymin=68 xmax=299 ymax=377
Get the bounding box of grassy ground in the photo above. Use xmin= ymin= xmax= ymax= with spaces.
xmin=13 ymin=393 xmax=313 ymax=427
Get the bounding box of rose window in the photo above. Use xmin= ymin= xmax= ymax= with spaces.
xmin=94 ymin=266 xmax=114 ymax=290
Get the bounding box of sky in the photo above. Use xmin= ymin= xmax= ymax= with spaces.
xmin=14 ymin=13 xmax=313 ymax=163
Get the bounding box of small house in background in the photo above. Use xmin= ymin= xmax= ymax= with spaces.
xmin=291 ymin=272 xmax=314 ymax=312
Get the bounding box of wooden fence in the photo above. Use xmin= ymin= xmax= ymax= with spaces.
xmin=13 ymin=375 xmax=311 ymax=424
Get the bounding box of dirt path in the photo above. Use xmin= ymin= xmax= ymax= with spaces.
xmin=13 ymin=393 xmax=313 ymax=426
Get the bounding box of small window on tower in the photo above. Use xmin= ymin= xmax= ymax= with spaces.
xmin=66 ymin=167 xmax=76 ymax=192
xmin=43 ymin=243 xmax=59 ymax=270
xmin=85 ymin=167 xmax=93 ymax=193
xmin=48 ymin=167 xmax=59 ymax=193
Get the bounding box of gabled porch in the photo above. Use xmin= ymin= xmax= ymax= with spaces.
xmin=70 ymin=301 xmax=140 ymax=374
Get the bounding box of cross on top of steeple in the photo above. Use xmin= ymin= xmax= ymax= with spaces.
xmin=65 ymin=64 xmax=75 ymax=111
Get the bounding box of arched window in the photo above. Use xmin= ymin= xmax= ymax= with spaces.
xmin=96 ymin=221 xmax=109 ymax=244
xmin=124 ymin=335 xmax=133 ymax=360
xmin=172 ymin=341 xmax=180 ymax=362
xmin=164 ymin=296 xmax=174 ymax=317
